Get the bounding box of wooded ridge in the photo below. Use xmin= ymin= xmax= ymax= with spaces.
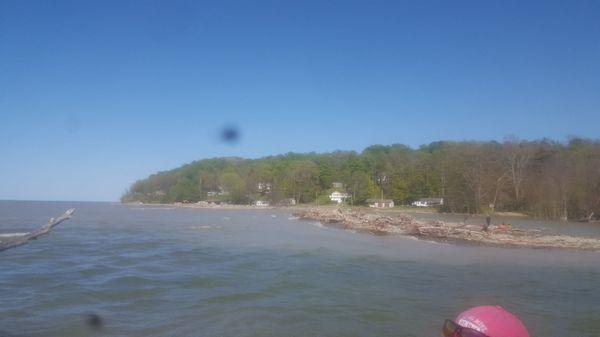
xmin=122 ymin=138 xmax=600 ymax=221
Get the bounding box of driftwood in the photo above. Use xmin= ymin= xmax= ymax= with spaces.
xmin=0 ymin=208 xmax=75 ymax=252
xmin=294 ymin=208 xmax=600 ymax=251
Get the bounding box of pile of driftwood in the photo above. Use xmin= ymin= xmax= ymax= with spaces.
xmin=294 ymin=208 xmax=600 ymax=251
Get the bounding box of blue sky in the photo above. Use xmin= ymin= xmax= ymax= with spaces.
xmin=1 ymin=0 xmax=599 ymax=201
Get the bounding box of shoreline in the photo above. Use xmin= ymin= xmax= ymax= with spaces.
xmin=124 ymin=202 xmax=310 ymax=211
xmin=293 ymin=208 xmax=600 ymax=251
xmin=122 ymin=202 xmax=531 ymax=218
xmin=122 ymin=202 xmax=600 ymax=250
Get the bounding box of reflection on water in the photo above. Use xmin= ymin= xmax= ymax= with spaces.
xmin=0 ymin=201 xmax=599 ymax=337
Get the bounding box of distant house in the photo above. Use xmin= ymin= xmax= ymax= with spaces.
xmin=207 ymin=186 xmax=228 ymax=197
xmin=217 ymin=186 xmax=229 ymax=196
xmin=279 ymin=198 xmax=297 ymax=206
xmin=329 ymin=191 xmax=349 ymax=204
xmin=332 ymin=182 xmax=344 ymax=189
xmin=257 ymin=182 xmax=272 ymax=193
xmin=254 ymin=200 xmax=270 ymax=207
xmin=412 ymin=198 xmax=444 ymax=207
xmin=367 ymin=199 xmax=394 ymax=208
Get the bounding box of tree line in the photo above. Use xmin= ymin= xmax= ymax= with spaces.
xmin=121 ymin=138 xmax=600 ymax=221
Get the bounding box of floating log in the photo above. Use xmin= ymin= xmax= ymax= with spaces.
xmin=0 ymin=209 xmax=75 ymax=252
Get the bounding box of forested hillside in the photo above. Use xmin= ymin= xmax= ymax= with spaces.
xmin=122 ymin=138 xmax=600 ymax=220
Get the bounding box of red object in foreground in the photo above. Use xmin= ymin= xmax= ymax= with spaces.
xmin=443 ymin=319 xmax=489 ymax=337
xmin=450 ymin=305 xmax=530 ymax=337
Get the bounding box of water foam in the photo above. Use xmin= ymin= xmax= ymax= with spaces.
xmin=0 ymin=232 xmax=29 ymax=237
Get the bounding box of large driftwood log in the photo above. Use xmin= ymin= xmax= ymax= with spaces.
xmin=0 ymin=208 xmax=75 ymax=252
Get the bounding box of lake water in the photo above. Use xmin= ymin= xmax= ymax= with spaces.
xmin=1 ymin=201 xmax=599 ymax=337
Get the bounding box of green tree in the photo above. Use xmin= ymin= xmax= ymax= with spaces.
xmin=220 ymin=172 xmax=247 ymax=203
xmin=389 ymin=174 xmax=409 ymax=204
xmin=167 ymin=177 xmax=201 ymax=202
xmin=287 ymin=160 xmax=319 ymax=203
xmin=347 ymin=171 xmax=377 ymax=204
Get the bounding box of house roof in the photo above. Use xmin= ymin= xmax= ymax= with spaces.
xmin=366 ymin=199 xmax=394 ymax=203
xmin=417 ymin=198 xmax=443 ymax=202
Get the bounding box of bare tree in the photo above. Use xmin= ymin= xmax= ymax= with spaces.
xmin=503 ymin=137 xmax=532 ymax=208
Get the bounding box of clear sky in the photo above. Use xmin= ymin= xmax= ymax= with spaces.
xmin=1 ymin=0 xmax=599 ymax=201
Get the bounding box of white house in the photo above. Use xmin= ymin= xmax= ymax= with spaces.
xmin=279 ymin=198 xmax=297 ymax=206
xmin=412 ymin=198 xmax=444 ymax=207
xmin=329 ymin=191 xmax=349 ymax=204
xmin=332 ymin=182 xmax=344 ymax=189
xmin=207 ymin=186 xmax=229 ymax=197
xmin=257 ymin=182 xmax=272 ymax=193
xmin=367 ymin=199 xmax=394 ymax=208
xmin=254 ymin=200 xmax=270 ymax=207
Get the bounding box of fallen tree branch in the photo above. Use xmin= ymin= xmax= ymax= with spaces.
xmin=0 ymin=208 xmax=75 ymax=252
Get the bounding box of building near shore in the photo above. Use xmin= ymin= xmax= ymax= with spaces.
xmin=207 ymin=186 xmax=229 ymax=197
xmin=367 ymin=199 xmax=394 ymax=208
xmin=279 ymin=198 xmax=297 ymax=206
xmin=329 ymin=191 xmax=349 ymax=204
xmin=412 ymin=198 xmax=444 ymax=207
xmin=254 ymin=200 xmax=269 ymax=207
xmin=257 ymin=182 xmax=272 ymax=193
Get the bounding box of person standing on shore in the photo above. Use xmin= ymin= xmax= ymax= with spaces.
xmin=484 ymin=214 xmax=491 ymax=231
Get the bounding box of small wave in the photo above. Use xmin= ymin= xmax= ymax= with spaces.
xmin=0 ymin=232 xmax=29 ymax=237
xmin=129 ymin=207 xmax=175 ymax=210
xmin=189 ymin=225 xmax=222 ymax=230
xmin=288 ymin=216 xmax=300 ymax=220
xmin=406 ymin=236 xmax=448 ymax=246
xmin=271 ymin=214 xmax=277 ymax=218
